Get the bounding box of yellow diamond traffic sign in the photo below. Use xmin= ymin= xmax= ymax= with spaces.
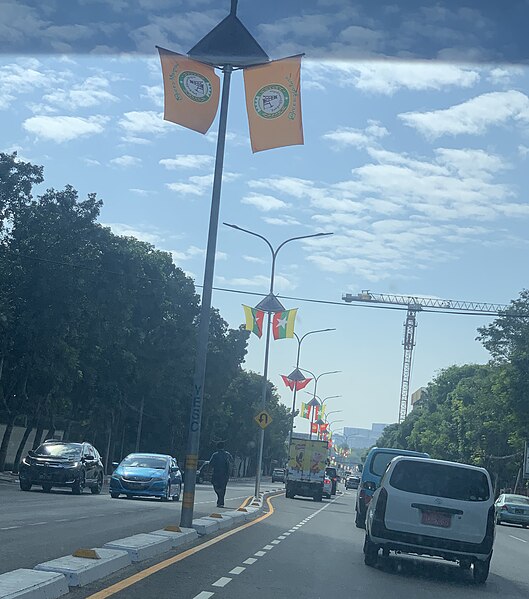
xmin=254 ymin=410 xmax=272 ymax=429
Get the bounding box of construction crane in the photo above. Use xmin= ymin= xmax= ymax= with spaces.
xmin=342 ymin=290 xmax=508 ymax=424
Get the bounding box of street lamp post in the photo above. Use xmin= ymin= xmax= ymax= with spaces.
xmin=224 ymin=224 xmax=332 ymax=499
xmin=298 ymin=369 xmax=340 ymax=439
xmin=288 ymin=329 xmax=335 ymax=446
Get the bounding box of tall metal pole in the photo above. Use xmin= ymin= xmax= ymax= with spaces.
xmin=255 ymin=310 xmax=272 ymax=498
xmin=180 ymin=65 xmax=232 ymax=528
xmin=288 ymin=339 xmax=302 ymax=446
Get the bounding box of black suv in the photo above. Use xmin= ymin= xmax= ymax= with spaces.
xmin=19 ymin=441 xmax=104 ymax=495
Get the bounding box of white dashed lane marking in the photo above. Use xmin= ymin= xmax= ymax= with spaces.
xmin=278 ymin=535 xmax=286 ymax=539
xmin=0 ymin=526 xmax=20 ymax=530
xmin=254 ymin=551 xmax=266 ymax=557
xmin=212 ymin=577 xmax=232 ymax=588
xmin=229 ymin=567 xmax=246 ymax=575
xmin=193 ymin=592 xmax=214 ymax=599
xmin=243 ymin=558 xmax=257 ymax=565
xmin=263 ymin=545 xmax=274 ymax=550
xmin=271 ymin=540 xmax=281 ymax=544
xmin=509 ymin=535 xmax=527 ymax=543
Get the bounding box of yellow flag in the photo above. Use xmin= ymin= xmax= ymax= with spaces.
xmin=243 ymin=55 xmax=304 ymax=153
xmin=158 ymin=46 xmax=220 ymax=134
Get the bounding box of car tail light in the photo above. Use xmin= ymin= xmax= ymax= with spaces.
xmin=324 ymin=478 xmax=330 ymax=484
xmin=374 ymin=487 xmax=388 ymax=521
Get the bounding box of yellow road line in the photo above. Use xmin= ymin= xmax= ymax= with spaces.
xmin=86 ymin=494 xmax=280 ymax=599
xmin=238 ymin=495 xmax=253 ymax=509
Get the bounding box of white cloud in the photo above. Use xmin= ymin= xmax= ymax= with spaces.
xmin=171 ymin=245 xmax=227 ymax=266
xmin=323 ymin=120 xmax=388 ymax=148
xmin=159 ymin=154 xmax=214 ymax=170
xmin=216 ymin=274 xmax=295 ymax=292
xmin=118 ymin=110 xmax=170 ymax=142
xmin=129 ymin=188 xmax=156 ymax=196
xmin=83 ymin=158 xmax=101 ymax=166
xmin=400 ymin=90 xmax=529 ymax=138
xmin=110 ymin=155 xmax=142 ymax=168
xmin=518 ymin=145 xmax=529 ymax=158
xmin=243 ymin=255 xmax=266 ymax=265
xmin=42 ymin=75 xmax=118 ymax=110
xmin=141 ymin=84 xmax=164 ymax=107
xmin=23 ymin=115 xmax=109 ymax=143
xmin=262 ymin=216 xmax=302 ymax=226
xmin=166 ymin=172 xmax=239 ymax=197
xmin=305 ymin=60 xmax=480 ymax=95
xmin=104 ymin=223 xmax=163 ymax=245
xmin=0 ymin=61 xmax=62 ymax=110
xmin=241 ymin=193 xmax=289 ymax=212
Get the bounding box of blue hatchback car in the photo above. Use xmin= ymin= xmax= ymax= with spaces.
xmin=110 ymin=453 xmax=182 ymax=501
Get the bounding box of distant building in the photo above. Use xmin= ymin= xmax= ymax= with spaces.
xmin=343 ymin=423 xmax=389 ymax=449
xmin=411 ymin=387 xmax=427 ymax=409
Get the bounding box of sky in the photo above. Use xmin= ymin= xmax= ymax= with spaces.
xmin=2 ymin=0 xmax=529 ymax=435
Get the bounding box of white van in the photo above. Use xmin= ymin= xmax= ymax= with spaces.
xmin=364 ymin=456 xmax=495 ymax=584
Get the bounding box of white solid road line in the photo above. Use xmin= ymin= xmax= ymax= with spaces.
xmin=509 ymin=534 xmax=528 ymax=543
xmin=193 ymin=592 xmax=214 ymax=599
xmin=0 ymin=526 xmax=20 ymax=530
xmin=243 ymin=558 xmax=257 ymax=565
xmin=212 ymin=577 xmax=232 ymax=588
xmin=229 ymin=567 xmax=246 ymax=575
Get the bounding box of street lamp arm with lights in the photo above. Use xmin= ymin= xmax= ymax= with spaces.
xmin=223 ymin=223 xmax=333 ymax=499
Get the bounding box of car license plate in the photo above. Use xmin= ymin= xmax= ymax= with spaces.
xmin=421 ymin=510 xmax=451 ymax=528
xmin=39 ymin=473 xmax=52 ymax=480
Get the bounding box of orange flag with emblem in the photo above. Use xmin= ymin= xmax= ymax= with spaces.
xmin=243 ymin=55 xmax=304 ymax=153
xmin=158 ymin=46 xmax=220 ymax=134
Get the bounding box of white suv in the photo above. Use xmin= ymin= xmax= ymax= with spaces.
xmin=364 ymin=456 xmax=495 ymax=584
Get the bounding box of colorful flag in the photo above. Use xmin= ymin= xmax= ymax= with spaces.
xmin=158 ymin=47 xmax=220 ymax=134
xmin=243 ymin=55 xmax=304 ymax=153
xmin=281 ymin=375 xmax=312 ymax=391
xmin=300 ymin=402 xmax=310 ymax=419
xmin=272 ymin=308 xmax=298 ymax=340
xmin=311 ymin=422 xmax=318 ymax=434
xmin=320 ymin=423 xmax=329 ymax=432
xmin=242 ymin=305 xmax=265 ymax=338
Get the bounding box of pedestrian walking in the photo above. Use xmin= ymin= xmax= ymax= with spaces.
xmin=209 ymin=441 xmax=232 ymax=507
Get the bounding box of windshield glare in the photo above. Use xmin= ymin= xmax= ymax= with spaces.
xmin=121 ymin=456 xmax=168 ymax=469
xmin=34 ymin=444 xmax=82 ymax=459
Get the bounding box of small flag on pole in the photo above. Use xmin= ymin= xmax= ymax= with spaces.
xmin=300 ymin=402 xmax=310 ymax=419
xmin=311 ymin=422 xmax=318 ymax=434
xmin=272 ymin=308 xmax=297 ymax=340
xmin=242 ymin=305 xmax=265 ymax=338
xmin=158 ymin=46 xmax=220 ymax=134
xmin=243 ymin=55 xmax=304 ymax=153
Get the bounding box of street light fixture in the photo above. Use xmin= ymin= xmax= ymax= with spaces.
xmin=298 ymin=369 xmax=341 ymax=439
xmin=224 ymin=223 xmax=333 ymax=499
xmin=287 ymin=329 xmax=336 ymax=446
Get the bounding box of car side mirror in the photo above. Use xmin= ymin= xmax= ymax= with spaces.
xmin=112 ymin=462 xmax=119 ymax=469
xmin=83 ymin=455 xmax=95 ymax=462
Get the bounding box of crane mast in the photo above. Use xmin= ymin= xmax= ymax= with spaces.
xmin=342 ymin=290 xmax=507 ymax=423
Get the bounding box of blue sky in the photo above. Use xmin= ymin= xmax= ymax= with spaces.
xmin=2 ymin=1 xmax=529 ymax=434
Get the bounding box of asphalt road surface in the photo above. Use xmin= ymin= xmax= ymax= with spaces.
xmin=62 ymin=488 xmax=529 ymax=599
xmin=0 ymin=478 xmax=280 ymax=575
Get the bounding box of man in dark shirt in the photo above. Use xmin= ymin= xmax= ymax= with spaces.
xmin=209 ymin=441 xmax=232 ymax=507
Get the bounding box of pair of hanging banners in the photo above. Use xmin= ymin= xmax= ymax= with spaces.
xmin=158 ymin=47 xmax=303 ymax=153
xmin=242 ymin=305 xmax=297 ymax=340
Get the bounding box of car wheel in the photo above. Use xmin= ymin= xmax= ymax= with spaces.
xmin=313 ymin=493 xmax=323 ymax=502
xmin=382 ymin=548 xmax=390 ymax=558
xmin=72 ymin=472 xmax=85 ymax=495
xmin=19 ymin=480 xmax=32 ymax=491
xmin=363 ymin=535 xmax=379 ymax=567
xmin=355 ymin=510 xmax=366 ymax=529
xmin=495 ymin=516 xmax=501 ymax=525
xmin=161 ymin=482 xmax=171 ymax=501
xmin=459 ymin=559 xmax=471 ymax=570
xmin=173 ymin=483 xmax=182 ymax=502
xmin=473 ymin=555 xmax=491 ymax=584
xmin=42 ymin=484 xmax=52 ymax=492
xmin=110 ymin=493 xmax=120 ymax=499
xmin=91 ymin=473 xmax=103 ymax=495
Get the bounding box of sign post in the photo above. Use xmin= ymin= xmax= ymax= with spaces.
xmin=524 ymin=441 xmax=529 ymax=480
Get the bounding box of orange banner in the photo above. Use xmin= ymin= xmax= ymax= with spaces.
xmin=243 ymin=55 xmax=304 ymax=153
xmin=158 ymin=47 xmax=220 ymax=134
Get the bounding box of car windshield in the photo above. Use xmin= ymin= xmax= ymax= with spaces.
xmin=504 ymin=495 xmax=529 ymax=505
xmin=370 ymin=452 xmax=401 ymax=477
xmin=34 ymin=443 xmax=82 ymax=460
xmin=390 ymin=461 xmax=490 ymax=502
xmin=121 ymin=456 xmax=168 ymax=469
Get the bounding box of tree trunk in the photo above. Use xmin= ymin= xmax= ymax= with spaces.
xmin=32 ymin=424 xmax=44 ymax=449
xmin=104 ymin=415 xmax=114 ymax=475
xmin=119 ymin=425 xmax=126 ymax=462
xmin=0 ymin=413 xmax=16 ymax=471
xmin=12 ymin=421 xmax=34 ymax=473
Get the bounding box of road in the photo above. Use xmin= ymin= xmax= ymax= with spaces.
xmin=0 ymin=478 xmax=280 ymax=575
xmin=62 ymin=488 xmax=528 ymax=599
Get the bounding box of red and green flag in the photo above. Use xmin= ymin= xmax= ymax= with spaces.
xmin=300 ymin=402 xmax=310 ymax=419
xmin=242 ymin=305 xmax=265 ymax=338
xmin=311 ymin=422 xmax=318 ymax=434
xmin=272 ymin=308 xmax=297 ymax=340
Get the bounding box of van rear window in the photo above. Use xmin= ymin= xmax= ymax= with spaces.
xmin=370 ymin=452 xmax=400 ymax=477
xmin=390 ymin=461 xmax=490 ymax=502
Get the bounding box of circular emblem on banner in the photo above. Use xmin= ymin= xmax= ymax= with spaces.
xmin=254 ymin=84 xmax=290 ymax=119
xmin=178 ymin=71 xmax=212 ymax=103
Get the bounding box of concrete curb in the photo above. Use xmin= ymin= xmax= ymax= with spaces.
xmin=1 ymin=489 xmax=280 ymax=598
xmin=0 ymin=569 xmax=69 ymax=598
xmin=34 ymin=549 xmax=131 ymax=588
